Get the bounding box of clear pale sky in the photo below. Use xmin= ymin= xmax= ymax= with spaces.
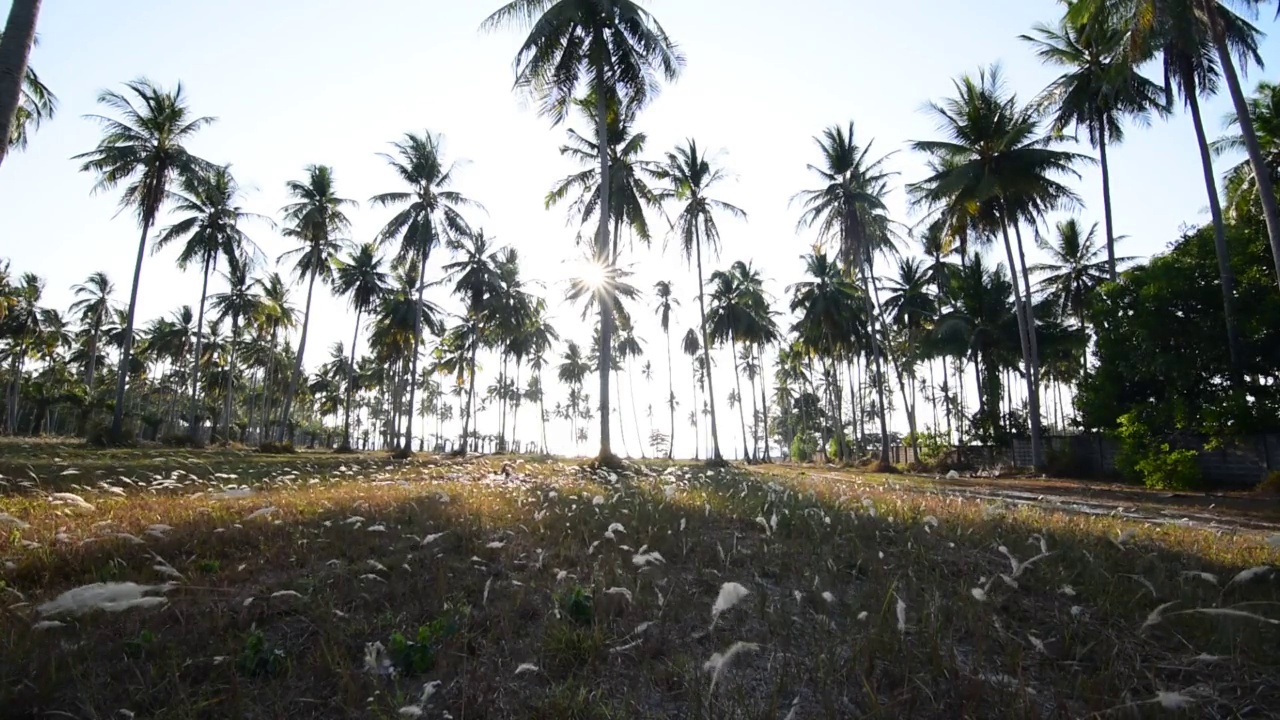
xmin=1 ymin=1 xmax=1276 ymax=457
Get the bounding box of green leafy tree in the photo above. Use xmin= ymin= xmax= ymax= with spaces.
xmin=68 ymin=271 xmax=115 ymax=391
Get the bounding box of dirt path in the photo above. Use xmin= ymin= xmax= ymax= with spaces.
xmin=801 ymin=470 xmax=1280 ymax=533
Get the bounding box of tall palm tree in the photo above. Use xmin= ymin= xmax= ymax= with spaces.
xmin=653 ymin=279 xmax=678 ymax=459
xmin=483 ymin=0 xmax=683 ymax=462
xmin=793 ymin=123 xmax=897 ymax=464
xmin=1021 ymin=2 xmax=1166 ymax=280
xmin=371 ymin=131 xmax=479 ymax=457
xmin=546 ymin=93 xmax=659 ymax=254
xmin=882 ymin=257 xmax=938 ymax=458
xmin=707 ymin=261 xmax=771 ymax=461
xmin=68 ymin=271 xmax=114 ymax=390
xmin=652 ymin=139 xmax=745 ymax=463
xmin=680 ymin=327 xmax=701 ymax=458
xmin=909 ymin=67 xmax=1087 ymax=470
xmin=75 ymin=78 xmax=214 ymax=441
xmin=253 ymin=271 xmax=294 ymax=441
xmin=1030 ymin=219 xmax=1121 ymax=332
xmin=333 ymin=242 xmax=389 ymax=451
xmin=442 ymin=230 xmax=505 ymax=453
xmin=0 ymin=0 xmax=42 ymax=168
xmin=154 ymin=164 xmax=263 ymax=441
xmin=277 ymin=164 xmax=354 ymax=442
xmin=209 ymin=258 xmax=262 ymax=442
xmin=1213 ymin=80 xmax=1280 ymax=221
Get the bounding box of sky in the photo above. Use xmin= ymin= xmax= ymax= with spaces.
xmin=1 ymin=0 xmax=1277 ymax=458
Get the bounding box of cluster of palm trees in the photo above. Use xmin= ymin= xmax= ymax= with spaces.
xmin=3 ymin=0 xmax=1280 ymax=468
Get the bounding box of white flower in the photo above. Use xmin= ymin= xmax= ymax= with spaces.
xmin=514 ymin=662 xmax=539 ymax=675
xmin=711 ymin=582 xmax=750 ymax=625
xmin=605 ymin=587 xmax=633 ymax=602
xmin=970 ymin=588 xmax=987 ymax=602
xmin=703 ymin=641 xmax=760 ymax=691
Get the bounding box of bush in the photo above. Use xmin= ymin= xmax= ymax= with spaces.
xmin=789 ymin=433 xmax=817 ymax=463
xmin=160 ymin=432 xmax=202 ymax=448
xmin=256 ymin=441 xmax=296 ymax=455
xmin=388 ymin=614 xmax=459 ymax=675
xmin=1114 ymin=412 xmax=1201 ymax=491
xmin=1254 ymin=470 xmax=1280 ymax=496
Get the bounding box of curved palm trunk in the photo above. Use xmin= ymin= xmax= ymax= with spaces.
xmin=340 ymin=307 xmax=362 ymax=450
xmin=694 ymin=229 xmax=723 ymax=461
xmin=187 ymin=256 xmax=214 ymax=441
xmin=614 ymin=369 xmax=630 ymax=457
xmin=110 ymin=211 xmax=157 ymax=441
xmin=1010 ymin=223 xmax=1045 ymax=465
xmin=1209 ymin=10 xmax=1280 ymax=291
xmin=0 ymin=0 xmax=40 ymax=170
xmin=279 ymin=268 xmax=318 ymax=443
xmin=729 ymin=332 xmax=750 ymax=461
xmin=665 ymin=328 xmax=675 ymax=459
xmin=84 ymin=329 xmax=100 ymax=389
xmin=998 ymin=218 xmax=1045 ymax=470
xmin=1185 ymin=70 xmax=1244 ymax=380
xmin=1097 ymin=121 xmax=1118 ymax=282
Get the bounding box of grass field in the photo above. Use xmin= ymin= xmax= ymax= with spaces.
xmin=2 ymin=441 xmax=1278 ymax=719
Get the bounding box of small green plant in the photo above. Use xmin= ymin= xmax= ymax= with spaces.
xmin=388 ymin=614 xmax=459 ymax=675
xmin=195 ymin=559 xmax=221 ymax=574
xmin=556 ymin=584 xmax=593 ymax=625
xmin=236 ymin=630 xmax=284 ymax=677
xmin=542 ymin=623 xmax=605 ymax=675
xmin=788 ymin=432 xmax=817 ymax=462
xmin=124 ymin=629 xmax=158 ymax=659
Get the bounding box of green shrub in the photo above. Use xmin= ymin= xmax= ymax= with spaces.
xmin=789 ymin=433 xmax=817 ymax=463
xmin=160 ymin=432 xmax=202 ymax=448
xmin=256 ymin=441 xmax=296 ymax=455
xmin=1256 ymin=470 xmax=1280 ymax=495
xmin=236 ymin=630 xmax=284 ymax=677
xmin=556 ymin=585 xmax=594 ymax=625
xmin=1114 ymin=412 xmax=1201 ymax=490
xmin=388 ymin=614 xmax=460 ymax=675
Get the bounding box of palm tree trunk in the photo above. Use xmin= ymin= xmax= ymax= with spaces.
xmin=998 ymin=217 xmax=1044 ymax=470
xmin=187 ymin=256 xmax=213 ymax=442
xmin=746 ymin=354 xmax=759 ymax=460
xmin=280 ymin=269 xmax=318 ymax=443
xmin=1209 ymin=8 xmax=1280 ymax=292
xmin=221 ymin=314 xmax=240 ymax=443
xmin=1010 ymin=222 xmax=1045 ymax=466
xmin=858 ymin=263 xmax=891 ymax=464
xmin=1185 ymin=69 xmax=1244 ymax=380
xmin=84 ymin=329 xmax=99 ymax=389
xmin=626 ymin=361 xmax=646 ymax=458
xmin=729 ymin=333 xmax=750 ymax=461
xmin=1097 ymin=120 xmax=1119 ymax=282
xmin=460 ymin=334 xmax=479 ymax=453
xmin=665 ymin=328 xmax=675 ymax=459
xmin=690 ymin=366 xmax=699 ymax=459
xmin=109 ymin=211 xmax=156 ymax=442
xmin=592 ymin=56 xmax=614 ymax=461
xmin=0 ymin=0 xmax=41 ymax=170
xmin=341 ymin=307 xmax=361 ymax=450
xmin=757 ymin=344 xmax=771 ymax=462
xmin=694 ymin=227 xmax=723 ymax=461
xmin=398 ymin=243 xmax=430 ymax=458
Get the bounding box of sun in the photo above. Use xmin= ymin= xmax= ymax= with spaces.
xmin=577 ymin=258 xmax=610 ymax=290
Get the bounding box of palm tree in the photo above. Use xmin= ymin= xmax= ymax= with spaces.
xmin=652 ymin=139 xmax=746 ymax=463
xmin=0 ymin=0 xmax=42 ymax=168
xmin=154 ymin=164 xmax=263 ymax=441
xmin=277 ymin=164 xmax=354 ymax=442
xmin=793 ymin=123 xmax=898 ymax=464
xmin=333 ymin=242 xmax=388 ymax=451
xmin=209 ymin=259 xmax=262 ymax=442
xmin=909 ymin=66 xmax=1087 ymax=470
xmin=68 ymin=271 xmax=114 ymax=391
xmin=707 ymin=261 xmax=771 ymax=461
xmin=253 ymin=271 xmax=295 ymax=442
xmin=1214 ymin=80 xmax=1280 ymax=221
xmin=680 ymin=327 xmax=701 ymax=458
xmin=371 ymin=131 xmax=479 ymax=457
xmin=882 ymin=257 xmax=938 ymax=459
xmin=2 ymin=33 xmax=54 ymax=154
xmin=653 ymin=280 xmax=678 ymax=459
xmin=546 ymin=93 xmax=660 ymax=254
xmin=483 ymin=0 xmax=683 ymax=462
xmin=442 ymin=230 xmax=505 ymax=453
xmin=1030 ymin=219 xmax=1122 ymax=333
xmin=75 ymin=78 xmax=214 ymax=441
xmin=1021 ymin=2 xmax=1166 ymax=281
xmin=557 ymin=340 xmax=591 ymax=449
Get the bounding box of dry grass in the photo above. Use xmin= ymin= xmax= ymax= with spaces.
xmin=2 ymin=440 xmax=1278 ymax=719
